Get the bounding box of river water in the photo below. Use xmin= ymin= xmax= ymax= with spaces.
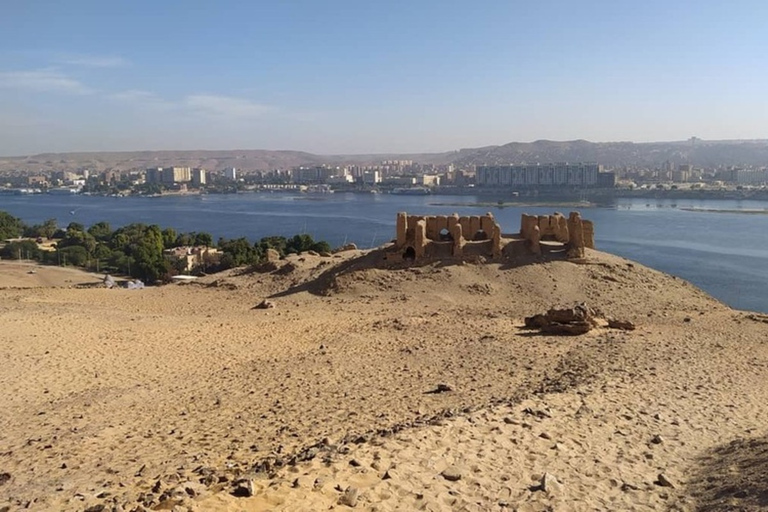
xmin=1 ymin=192 xmax=767 ymax=313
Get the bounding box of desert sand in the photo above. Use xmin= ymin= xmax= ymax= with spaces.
xmin=1 ymin=247 xmax=767 ymax=511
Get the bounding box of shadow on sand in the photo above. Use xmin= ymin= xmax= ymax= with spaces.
xmin=687 ymin=435 xmax=768 ymax=511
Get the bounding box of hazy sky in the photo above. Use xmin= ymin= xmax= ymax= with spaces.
xmin=1 ymin=0 xmax=767 ymax=156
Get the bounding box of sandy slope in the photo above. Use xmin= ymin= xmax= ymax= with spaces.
xmin=0 ymin=261 xmax=104 ymax=289
xmin=0 ymin=249 xmax=767 ymax=511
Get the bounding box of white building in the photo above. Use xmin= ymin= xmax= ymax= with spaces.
xmin=362 ymin=170 xmax=381 ymax=185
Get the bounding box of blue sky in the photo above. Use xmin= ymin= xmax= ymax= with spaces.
xmin=1 ymin=0 xmax=767 ymax=156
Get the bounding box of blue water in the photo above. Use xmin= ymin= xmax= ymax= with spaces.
xmin=1 ymin=193 xmax=767 ymax=313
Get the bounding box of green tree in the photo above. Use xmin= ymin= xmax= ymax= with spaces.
xmin=0 ymin=211 xmax=24 ymax=240
xmin=175 ymin=232 xmax=194 ymax=247
xmin=219 ymin=237 xmax=259 ymax=268
xmin=87 ymin=221 xmax=112 ymax=242
xmin=285 ymin=234 xmax=330 ymax=254
xmin=256 ymin=236 xmax=287 ymax=258
xmin=110 ymin=223 xmax=168 ymax=282
xmin=194 ymin=232 xmax=213 ymax=247
xmin=59 ymin=245 xmax=89 ymax=267
xmin=162 ymin=227 xmax=177 ymax=249
xmin=1 ymin=240 xmax=41 ymax=260
xmin=24 ymin=218 xmax=58 ymax=239
xmin=58 ymin=223 xmax=97 ymax=255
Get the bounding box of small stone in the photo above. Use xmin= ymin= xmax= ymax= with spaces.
xmin=621 ymin=482 xmax=640 ymax=492
xmin=539 ymin=432 xmax=552 ymax=440
xmin=608 ymin=319 xmax=636 ymax=331
xmin=541 ymin=472 xmax=562 ymax=494
xmin=503 ymin=417 xmax=517 ymax=425
xmin=0 ymin=473 xmax=10 ymax=485
xmin=656 ymin=473 xmax=675 ymax=488
xmin=84 ymin=506 xmax=105 ymax=512
xmin=431 ymin=383 xmax=453 ymax=393
xmin=651 ymin=434 xmax=665 ymax=445
xmin=253 ymin=300 xmax=275 ymax=310
xmin=231 ymin=479 xmax=254 ymax=497
xmin=349 ymin=459 xmax=361 ymax=467
xmin=441 ymin=466 xmax=462 ymax=482
xmin=339 ymin=486 xmax=359 ymax=507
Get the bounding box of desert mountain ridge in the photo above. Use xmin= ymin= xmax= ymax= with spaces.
xmin=3 ymin=138 xmax=768 ymax=172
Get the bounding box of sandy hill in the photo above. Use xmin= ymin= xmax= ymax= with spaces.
xmin=0 ymin=249 xmax=767 ymax=511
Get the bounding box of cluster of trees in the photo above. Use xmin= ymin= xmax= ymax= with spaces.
xmin=0 ymin=211 xmax=332 ymax=284
xmin=217 ymin=234 xmax=331 ymax=268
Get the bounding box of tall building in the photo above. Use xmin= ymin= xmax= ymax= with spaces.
xmin=191 ymin=168 xmax=206 ymax=187
xmin=476 ymin=163 xmax=603 ymax=188
xmin=161 ymin=167 xmax=191 ymax=185
xmin=145 ymin=167 xmax=161 ymax=184
xmin=224 ymin=167 xmax=237 ymax=180
xmin=146 ymin=167 xmax=192 ymax=185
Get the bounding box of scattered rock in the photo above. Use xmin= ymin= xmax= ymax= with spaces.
xmin=608 ymin=319 xmax=636 ymax=331
xmin=441 ymin=466 xmax=462 ymax=482
xmin=253 ymin=299 xmax=275 ymax=310
xmin=541 ymin=472 xmax=562 ymax=494
xmin=339 ymin=486 xmax=359 ymax=507
xmin=525 ymin=303 xmax=597 ymax=336
xmin=656 ymin=473 xmax=675 ymax=488
xmin=427 ymin=383 xmax=453 ymax=394
xmin=349 ymin=459 xmax=361 ymax=467
xmin=231 ymin=479 xmax=254 ymax=497
xmin=83 ymin=506 xmax=105 ymax=512
xmin=651 ymin=434 xmax=665 ymax=445
xmin=265 ymin=248 xmax=281 ymax=262
xmin=621 ymin=482 xmax=640 ymax=492
xmin=0 ymin=473 xmax=9 ymax=485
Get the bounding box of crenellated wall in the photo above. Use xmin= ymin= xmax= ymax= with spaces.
xmin=519 ymin=211 xmax=593 ymax=257
xmin=395 ymin=211 xmax=593 ymax=262
xmin=395 ymin=212 xmax=501 ymax=261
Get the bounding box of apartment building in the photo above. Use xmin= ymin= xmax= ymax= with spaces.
xmin=476 ymin=163 xmax=603 ymax=188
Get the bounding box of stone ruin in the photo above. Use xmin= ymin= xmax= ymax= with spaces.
xmin=393 ymin=211 xmax=594 ymax=262
xmin=520 ymin=212 xmax=595 ymax=259
xmin=395 ymin=212 xmax=502 ymax=261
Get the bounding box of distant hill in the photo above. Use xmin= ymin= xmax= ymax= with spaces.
xmin=0 ymin=149 xmax=329 ymax=173
xmin=2 ymin=139 xmax=768 ymax=172
xmin=446 ymin=139 xmax=768 ymax=168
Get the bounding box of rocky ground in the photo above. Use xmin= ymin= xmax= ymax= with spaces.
xmin=0 ymin=248 xmax=766 ymax=511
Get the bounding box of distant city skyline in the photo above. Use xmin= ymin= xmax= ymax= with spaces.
xmin=1 ymin=0 xmax=767 ymax=156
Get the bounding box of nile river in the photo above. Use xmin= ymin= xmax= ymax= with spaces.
xmin=1 ymin=192 xmax=767 ymax=313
